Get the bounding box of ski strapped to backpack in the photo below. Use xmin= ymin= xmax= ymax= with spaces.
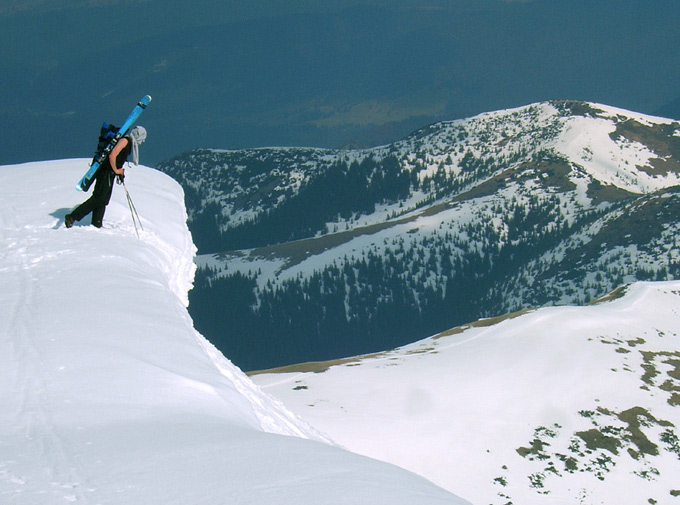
xmin=76 ymin=95 xmax=152 ymax=192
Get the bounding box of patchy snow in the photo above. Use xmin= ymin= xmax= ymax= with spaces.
xmin=254 ymin=281 xmax=680 ymax=505
xmin=0 ymin=160 xmax=468 ymax=505
xmin=191 ymin=101 xmax=680 ymax=344
xmin=553 ymin=103 xmax=680 ymax=192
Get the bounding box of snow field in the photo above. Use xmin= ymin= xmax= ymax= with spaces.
xmin=0 ymin=160 xmax=469 ymax=505
xmin=254 ymin=282 xmax=680 ymax=505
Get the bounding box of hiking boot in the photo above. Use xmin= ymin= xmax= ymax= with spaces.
xmin=65 ymin=214 xmax=75 ymax=228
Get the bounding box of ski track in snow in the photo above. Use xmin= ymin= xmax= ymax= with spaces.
xmin=0 ymin=182 xmax=109 ymax=502
xmin=2 ymin=237 xmax=84 ymax=501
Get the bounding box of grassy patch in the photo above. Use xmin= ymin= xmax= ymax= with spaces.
xmin=588 ymin=285 xmax=629 ymax=305
xmin=517 ymin=426 xmax=561 ymax=466
xmin=493 ymin=476 xmax=508 ymax=487
xmin=517 ymin=438 xmax=549 ymax=459
xmin=517 ymin=406 xmax=677 ymax=489
xmin=247 ymin=354 xmax=377 ymax=375
xmin=660 ymin=430 xmax=680 ymax=459
xmin=404 ymin=347 xmax=436 ymax=355
xmin=609 ymin=119 xmax=680 ymax=177
xmin=576 ymin=429 xmax=621 ymax=455
xmin=528 ymin=472 xmax=546 ymax=490
xmin=634 ymin=466 xmax=660 ymax=481
xmin=555 ymin=453 xmax=578 ymax=473
xmin=516 ymin=157 xmax=577 ymax=193
xmin=587 ymin=179 xmax=635 ymax=205
xmin=617 ymin=407 xmax=672 ymax=458
xmin=639 ymin=351 xmax=680 ymax=405
xmin=433 ymin=308 xmax=535 ymax=339
xmin=552 ymin=100 xmax=607 ymax=118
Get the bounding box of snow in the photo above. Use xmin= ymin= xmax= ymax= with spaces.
xmin=193 ymin=100 xmax=680 ymax=345
xmin=254 ymin=281 xmax=680 ymax=505
xmin=0 ymin=160 xmax=468 ymax=505
xmin=553 ymin=103 xmax=680 ymax=192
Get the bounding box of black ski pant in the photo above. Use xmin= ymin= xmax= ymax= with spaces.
xmin=70 ymin=169 xmax=115 ymax=228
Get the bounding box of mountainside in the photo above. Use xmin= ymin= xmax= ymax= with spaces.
xmin=252 ymin=280 xmax=680 ymax=505
xmin=158 ymin=100 xmax=680 ymax=370
xmin=0 ymin=160 xmax=468 ymax=505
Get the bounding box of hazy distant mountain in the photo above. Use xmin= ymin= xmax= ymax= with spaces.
xmin=2 ymin=1 xmax=679 ymax=166
xmin=655 ymin=95 xmax=680 ymax=122
xmin=158 ymin=100 xmax=680 ymax=370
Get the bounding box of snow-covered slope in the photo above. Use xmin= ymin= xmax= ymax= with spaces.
xmin=253 ymin=281 xmax=680 ymax=505
xmin=0 ymin=160 xmax=468 ymax=505
xmin=161 ymin=100 xmax=680 ymax=371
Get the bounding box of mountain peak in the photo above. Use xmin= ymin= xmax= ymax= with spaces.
xmin=158 ymin=101 xmax=680 ymax=371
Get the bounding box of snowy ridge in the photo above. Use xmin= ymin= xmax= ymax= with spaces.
xmin=162 ymin=101 xmax=680 ymax=370
xmin=253 ymin=280 xmax=680 ymax=505
xmin=162 ymin=101 xmax=680 ymax=243
xmin=0 ymin=160 xmax=468 ymax=504
xmin=553 ymin=103 xmax=680 ymax=192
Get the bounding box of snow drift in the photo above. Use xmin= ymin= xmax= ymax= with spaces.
xmin=0 ymin=160 xmax=468 ymax=505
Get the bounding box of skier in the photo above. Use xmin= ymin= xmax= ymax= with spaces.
xmin=66 ymin=126 xmax=147 ymax=228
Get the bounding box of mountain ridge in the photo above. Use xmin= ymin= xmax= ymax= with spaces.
xmin=158 ymin=100 xmax=680 ymax=370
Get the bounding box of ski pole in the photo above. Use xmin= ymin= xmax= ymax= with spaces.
xmin=124 ymin=183 xmax=143 ymax=231
xmin=121 ymin=180 xmax=143 ymax=237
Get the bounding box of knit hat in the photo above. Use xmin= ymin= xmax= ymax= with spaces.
xmin=128 ymin=126 xmax=147 ymax=165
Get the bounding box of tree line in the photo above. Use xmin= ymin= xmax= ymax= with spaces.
xmin=189 ymin=194 xmax=579 ymax=371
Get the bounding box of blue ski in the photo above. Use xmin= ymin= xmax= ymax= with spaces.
xmin=76 ymin=95 xmax=152 ymax=192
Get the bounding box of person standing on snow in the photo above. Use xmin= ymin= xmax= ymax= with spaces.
xmin=66 ymin=126 xmax=147 ymax=229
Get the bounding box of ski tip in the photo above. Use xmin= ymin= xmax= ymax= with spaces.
xmin=139 ymin=95 xmax=152 ymax=107
xmin=75 ymin=183 xmax=84 ymax=192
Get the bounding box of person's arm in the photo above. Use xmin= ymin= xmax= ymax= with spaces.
xmin=108 ymin=137 xmax=129 ymax=176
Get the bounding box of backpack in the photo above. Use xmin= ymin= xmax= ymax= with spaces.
xmin=92 ymin=122 xmax=119 ymax=162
